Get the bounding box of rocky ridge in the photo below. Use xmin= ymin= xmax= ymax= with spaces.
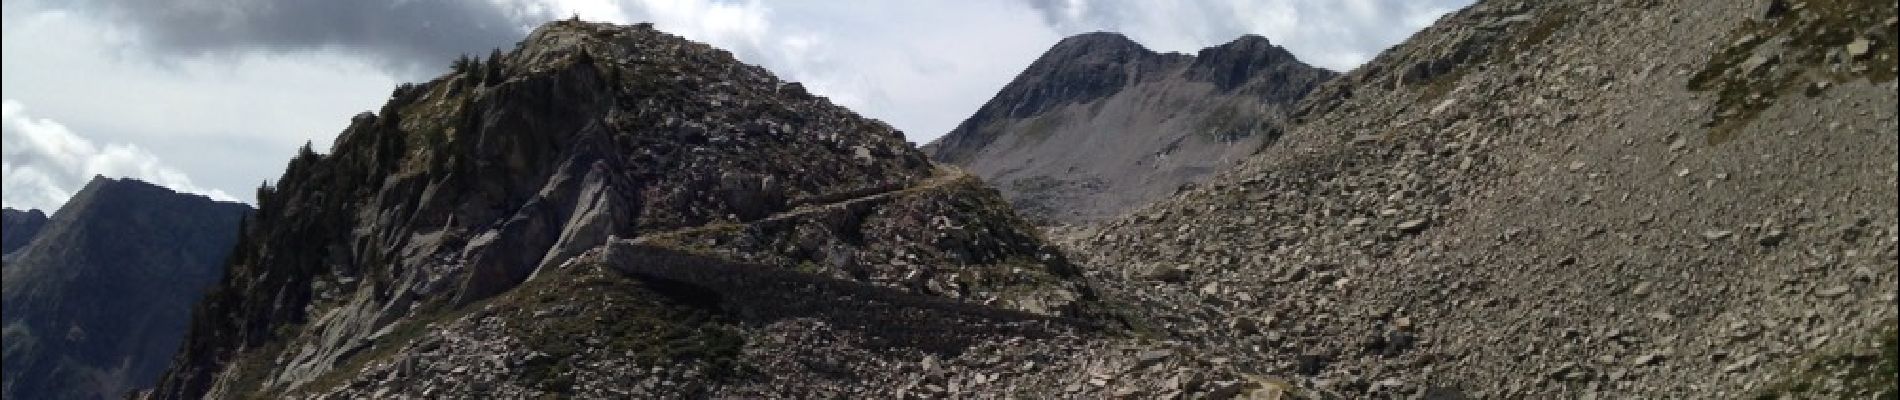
xmin=926 ymin=32 xmax=1335 ymax=224
xmin=145 ymin=19 xmax=1156 ymax=399
xmin=1063 ymin=0 xmax=1898 ymax=397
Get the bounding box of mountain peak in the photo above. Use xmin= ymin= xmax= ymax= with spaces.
xmin=73 ymin=174 xmax=149 ymax=194
xmin=63 ymin=176 xmax=164 ymax=212
xmin=1048 ymin=31 xmax=1150 ymax=55
xmin=1041 ymin=31 xmax=1170 ymax=67
xmin=507 ymin=20 xmax=682 ymax=69
xmin=1217 ymin=34 xmax=1275 ymax=48
xmin=1186 ymin=33 xmax=1304 ymax=91
xmin=60 ymin=176 xmax=240 ymax=217
xmin=927 ymin=30 xmax=1332 ymax=222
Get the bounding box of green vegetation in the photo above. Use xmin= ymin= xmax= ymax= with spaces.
xmin=1417 ymin=5 xmax=1577 ymax=105
xmin=1415 ymin=67 xmax=1469 ymax=106
xmin=1689 ymin=0 xmax=1897 ymax=143
xmin=290 ymin=263 xmax=748 ymax=396
xmin=1014 ymin=113 xmax=1067 ymax=148
xmin=290 ymin=293 xmax=492 ymax=397
xmin=1196 ymin=103 xmax=1264 ymax=142
xmin=220 ymin=328 xmax=294 ymax=397
xmin=1754 ymin=321 xmax=1900 ymax=399
xmin=501 ymin=264 xmax=746 ymax=392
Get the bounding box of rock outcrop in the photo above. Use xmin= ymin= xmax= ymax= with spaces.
xmin=1 ymin=177 xmax=250 ymax=400
xmin=146 ymin=20 xmax=1106 ymax=399
xmin=925 ymin=32 xmax=1334 ymax=224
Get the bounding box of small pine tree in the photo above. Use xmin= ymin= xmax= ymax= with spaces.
xmin=471 ymin=58 xmax=487 ymax=84
xmin=254 ymin=181 xmax=276 ymax=210
xmin=451 ymin=54 xmax=475 ymax=74
xmin=485 ymin=48 xmax=506 ymax=84
xmin=390 ymin=83 xmax=415 ymax=99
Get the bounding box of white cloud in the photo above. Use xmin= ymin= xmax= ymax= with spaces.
xmin=2 ymin=9 xmax=396 ymax=209
xmin=546 ymin=0 xmax=1065 ymax=142
xmin=2 ymin=99 xmax=237 ymax=211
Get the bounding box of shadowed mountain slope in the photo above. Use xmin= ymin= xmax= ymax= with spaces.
xmin=2 ymin=177 xmax=250 ymax=400
xmin=926 ymin=32 xmax=1335 ymax=224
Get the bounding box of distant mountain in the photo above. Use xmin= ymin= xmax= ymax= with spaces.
xmin=925 ymin=32 xmax=1334 ymax=223
xmin=2 ymin=177 xmax=250 ymax=400
xmin=2 ymin=207 xmax=49 ymax=256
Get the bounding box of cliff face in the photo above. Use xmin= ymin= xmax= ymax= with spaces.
xmin=925 ymin=32 xmax=1335 ymax=224
xmin=1 ymin=177 xmax=250 ymax=400
xmin=148 ymin=20 xmax=1098 ymax=398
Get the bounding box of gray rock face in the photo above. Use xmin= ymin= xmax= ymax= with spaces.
xmin=2 ymin=176 xmax=250 ymax=400
xmin=926 ymin=32 xmax=1335 ymax=224
xmin=1 ymin=207 xmax=48 ymax=256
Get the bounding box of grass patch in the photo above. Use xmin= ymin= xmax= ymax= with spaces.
xmin=1688 ymin=0 xmax=1897 ymax=143
xmin=1416 ymin=67 xmax=1470 ymax=105
xmin=1754 ymin=320 xmax=1900 ymax=399
xmin=1013 ymin=113 xmax=1067 ymax=149
xmin=499 ymin=263 xmax=746 ymax=391
xmin=289 ymin=294 xmax=495 ymax=396
xmin=219 ymin=329 xmax=295 ymax=398
xmin=1196 ymin=103 xmax=1265 ymax=143
xmin=1416 ymin=5 xmax=1576 ymax=104
xmin=287 ymin=263 xmax=748 ymax=396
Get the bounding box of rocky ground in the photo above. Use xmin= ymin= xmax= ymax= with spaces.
xmin=1062 ymin=0 xmax=1898 ymax=397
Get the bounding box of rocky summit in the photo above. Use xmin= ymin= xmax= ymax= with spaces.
xmin=926 ymin=32 xmax=1334 ymax=224
xmin=145 ymin=20 xmax=1109 ymax=399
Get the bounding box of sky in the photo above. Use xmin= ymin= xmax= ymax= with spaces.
xmin=0 ymin=0 xmax=1469 ymax=212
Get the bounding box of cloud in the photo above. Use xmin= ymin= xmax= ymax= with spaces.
xmin=2 ymin=99 xmax=236 ymax=212
xmin=562 ymin=0 xmax=1065 ymax=142
xmin=14 ymin=0 xmax=557 ymax=78
xmin=580 ymin=0 xmax=1469 ymax=143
